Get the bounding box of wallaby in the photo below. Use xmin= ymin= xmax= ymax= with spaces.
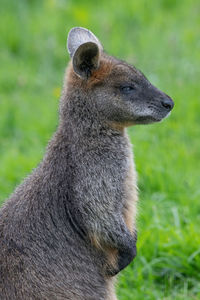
xmin=0 ymin=27 xmax=174 ymax=300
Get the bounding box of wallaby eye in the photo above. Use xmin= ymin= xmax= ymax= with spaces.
xmin=120 ymin=86 xmax=135 ymax=94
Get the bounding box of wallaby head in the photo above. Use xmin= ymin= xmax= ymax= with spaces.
xmin=65 ymin=27 xmax=174 ymax=128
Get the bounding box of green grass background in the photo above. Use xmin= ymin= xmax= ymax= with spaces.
xmin=0 ymin=0 xmax=200 ymax=299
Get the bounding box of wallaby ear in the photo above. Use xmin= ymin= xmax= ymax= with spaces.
xmin=67 ymin=27 xmax=103 ymax=79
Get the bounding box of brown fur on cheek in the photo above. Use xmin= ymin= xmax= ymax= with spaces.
xmin=64 ymin=60 xmax=113 ymax=91
xmin=88 ymin=60 xmax=113 ymax=86
xmin=64 ymin=62 xmax=82 ymax=89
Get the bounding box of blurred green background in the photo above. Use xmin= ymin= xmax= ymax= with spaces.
xmin=0 ymin=0 xmax=200 ymax=299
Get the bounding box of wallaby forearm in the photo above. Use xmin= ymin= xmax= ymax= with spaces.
xmin=92 ymin=217 xmax=137 ymax=275
xmin=72 ymin=203 xmax=137 ymax=275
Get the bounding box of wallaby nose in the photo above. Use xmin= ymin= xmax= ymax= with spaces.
xmin=161 ymin=97 xmax=174 ymax=110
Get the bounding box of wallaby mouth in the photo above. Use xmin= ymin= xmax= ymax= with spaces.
xmin=135 ymin=98 xmax=174 ymax=124
xmin=139 ymin=84 xmax=174 ymax=124
xmin=135 ymin=115 xmax=163 ymax=124
xmin=142 ymin=94 xmax=174 ymax=124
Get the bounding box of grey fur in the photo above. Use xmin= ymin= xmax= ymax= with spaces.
xmin=0 ymin=27 xmax=173 ymax=300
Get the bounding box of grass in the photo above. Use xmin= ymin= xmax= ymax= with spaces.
xmin=0 ymin=0 xmax=200 ymax=299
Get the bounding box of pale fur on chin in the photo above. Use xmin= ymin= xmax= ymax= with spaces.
xmin=159 ymin=111 xmax=171 ymax=122
xmin=165 ymin=111 xmax=171 ymax=118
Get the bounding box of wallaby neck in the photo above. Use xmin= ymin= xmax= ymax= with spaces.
xmin=59 ymin=93 xmax=126 ymax=143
